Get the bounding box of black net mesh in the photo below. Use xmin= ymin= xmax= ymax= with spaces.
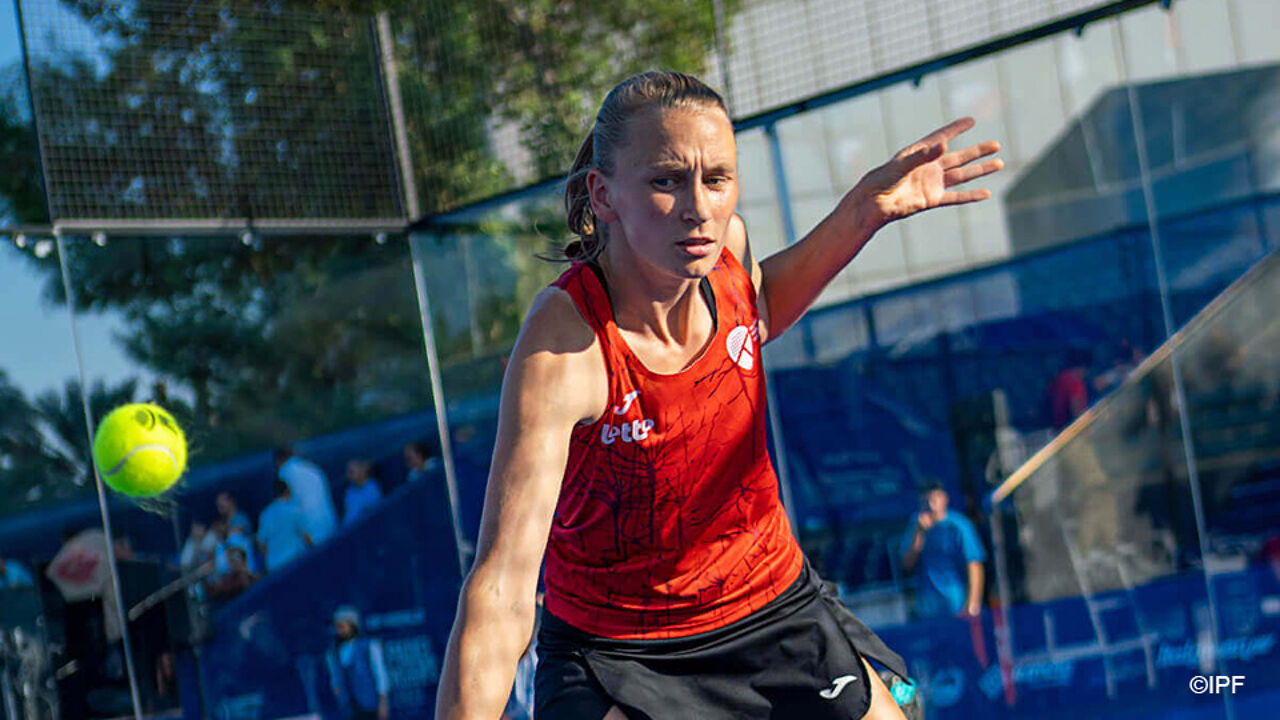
xmin=14 ymin=0 xmax=1123 ymax=225
xmin=18 ymin=0 xmax=402 ymax=223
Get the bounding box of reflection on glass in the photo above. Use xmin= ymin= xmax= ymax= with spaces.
xmin=411 ymin=191 xmax=566 ymax=545
xmin=0 ymin=236 xmax=117 ymax=720
xmin=990 ymin=250 xmax=1279 ymax=712
xmin=42 ymin=233 xmax=456 ymax=719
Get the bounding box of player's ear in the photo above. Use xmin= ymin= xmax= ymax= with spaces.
xmin=586 ymin=168 xmax=619 ymax=224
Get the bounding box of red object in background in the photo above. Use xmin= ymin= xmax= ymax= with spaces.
xmin=46 ymin=529 xmax=111 ymax=601
xmin=1048 ymin=367 xmax=1088 ymax=431
xmin=1261 ymin=535 xmax=1280 ymax=581
xmin=966 ymin=611 xmax=990 ymax=668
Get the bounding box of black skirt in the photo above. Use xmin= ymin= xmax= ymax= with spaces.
xmin=535 ymin=560 xmax=909 ymax=719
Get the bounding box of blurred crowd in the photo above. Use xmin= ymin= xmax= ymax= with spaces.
xmin=176 ymin=441 xmax=440 ymax=601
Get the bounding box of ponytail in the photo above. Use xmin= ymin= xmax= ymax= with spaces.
xmin=559 ymin=128 xmax=604 ymax=263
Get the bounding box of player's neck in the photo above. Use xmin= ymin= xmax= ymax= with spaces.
xmin=598 ymin=249 xmax=707 ymax=346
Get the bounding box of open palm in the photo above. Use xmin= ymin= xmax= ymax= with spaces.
xmin=850 ymin=117 xmax=1003 ymax=226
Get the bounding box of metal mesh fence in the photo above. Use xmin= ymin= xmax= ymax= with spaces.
xmin=720 ymin=0 xmax=1125 ymax=119
xmin=13 ymin=0 xmax=1131 ymax=228
xmin=17 ymin=0 xmax=402 ymax=225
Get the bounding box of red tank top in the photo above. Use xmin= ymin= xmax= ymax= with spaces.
xmin=544 ymin=246 xmax=803 ymax=639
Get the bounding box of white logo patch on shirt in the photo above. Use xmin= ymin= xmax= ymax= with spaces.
xmin=601 ymin=391 xmax=653 ymax=445
xmin=726 ymin=325 xmax=757 ymax=371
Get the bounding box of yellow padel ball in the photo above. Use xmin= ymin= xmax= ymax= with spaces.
xmin=92 ymin=403 xmax=187 ymax=497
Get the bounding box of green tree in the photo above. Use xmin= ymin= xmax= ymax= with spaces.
xmin=0 ymin=372 xmax=139 ymax=516
xmin=0 ymin=64 xmax=48 ymax=226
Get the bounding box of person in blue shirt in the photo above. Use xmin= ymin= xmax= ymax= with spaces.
xmin=327 ymin=606 xmax=390 ymax=720
xmin=212 ymin=521 xmax=259 ymax=578
xmin=900 ymin=480 xmax=987 ymax=619
xmin=343 ymin=460 xmax=384 ymax=525
xmin=403 ymin=441 xmax=440 ymax=483
xmin=0 ymin=557 xmax=34 ymax=588
xmin=257 ymin=480 xmax=313 ymax=572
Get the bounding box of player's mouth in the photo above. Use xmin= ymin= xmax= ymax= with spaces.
xmin=677 ymin=236 xmax=716 ymax=257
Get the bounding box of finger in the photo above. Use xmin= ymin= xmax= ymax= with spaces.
xmin=944 ymin=157 xmax=1004 ymax=186
xmin=916 ymin=116 xmax=976 ymax=148
xmin=939 ymin=188 xmax=993 ymax=206
xmin=940 ymin=140 xmax=1001 ymax=169
xmin=894 ymin=141 xmax=945 ymax=174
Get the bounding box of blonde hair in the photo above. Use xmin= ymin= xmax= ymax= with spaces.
xmin=557 ymin=71 xmax=728 ymax=263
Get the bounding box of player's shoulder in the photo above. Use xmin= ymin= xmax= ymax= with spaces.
xmin=945 ymin=512 xmax=979 ymax=532
xmin=519 ymin=284 xmax=597 ymax=355
xmin=508 ymin=285 xmax=607 ymax=421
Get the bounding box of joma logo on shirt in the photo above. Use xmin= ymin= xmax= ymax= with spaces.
xmin=601 ymin=390 xmax=653 ymax=444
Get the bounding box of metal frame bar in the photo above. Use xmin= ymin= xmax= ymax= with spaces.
xmin=43 ymin=218 xmax=408 ymax=237
xmin=54 ymin=232 xmax=145 ymax=720
xmin=409 ymin=234 xmax=472 ymax=578
xmin=376 ymin=11 xmax=421 ymax=220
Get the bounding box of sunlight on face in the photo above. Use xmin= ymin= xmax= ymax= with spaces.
xmin=596 ymin=106 xmax=738 ymax=280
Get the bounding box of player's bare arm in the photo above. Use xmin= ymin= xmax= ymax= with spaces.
xmin=747 ymin=117 xmax=1002 ymax=342
xmin=434 ymin=287 xmax=607 ymax=720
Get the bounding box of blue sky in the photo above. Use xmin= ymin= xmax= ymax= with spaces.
xmin=0 ymin=243 xmax=156 ymax=404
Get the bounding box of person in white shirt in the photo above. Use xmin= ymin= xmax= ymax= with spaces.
xmin=178 ymin=521 xmax=211 ymax=569
xmin=274 ymin=447 xmax=338 ymax=544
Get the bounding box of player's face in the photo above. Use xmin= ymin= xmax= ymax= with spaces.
xmin=335 ymin=620 xmax=356 ymax=640
xmin=593 ymin=106 xmax=738 ymax=280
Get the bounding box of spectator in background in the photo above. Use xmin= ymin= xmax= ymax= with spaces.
xmin=275 ymin=447 xmax=338 ymax=544
xmin=207 ymin=546 xmax=257 ymax=598
xmin=326 ymin=606 xmax=390 ymax=720
xmin=178 ymin=521 xmax=211 ymax=569
xmin=900 ymin=480 xmax=987 ymax=619
xmin=217 ymin=492 xmax=254 ymax=536
xmin=1048 ymin=348 xmax=1093 ymax=431
xmin=0 ymin=556 xmax=34 ymax=588
xmin=258 ymin=480 xmax=313 ymax=572
xmin=211 ymin=520 xmax=258 ymax=581
xmin=343 ymin=460 xmax=384 ymax=525
xmin=403 ymin=441 xmax=439 ymax=483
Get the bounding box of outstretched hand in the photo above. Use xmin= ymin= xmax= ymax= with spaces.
xmin=841 ymin=117 xmax=1002 ymax=229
